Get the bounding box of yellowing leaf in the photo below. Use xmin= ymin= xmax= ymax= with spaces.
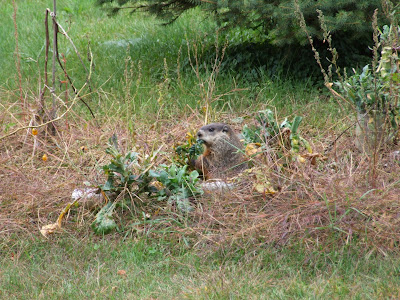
xmin=297 ymin=155 xmax=306 ymax=163
xmin=40 ymin=200 xmax=78 ymax=237
xmin=245 ymin=143 xmax=262 ymax=157
xmin=254 ymin=183 xmax=277 ymax=195
xmin=186 ymin=132 xmax=193 ymax=140
xmin=247 ymin=167 xmax=278 ymax=195
xmin=57 ymin=201 xmax=77 ymax=227
xmin=153 ymin=181 xmax=164 ymax=190
xmin=302 ymin=153 xmax=325 ymax=165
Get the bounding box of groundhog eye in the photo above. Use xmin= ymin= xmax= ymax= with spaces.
xmin=209 ymin=128 xmax=214 ymax=132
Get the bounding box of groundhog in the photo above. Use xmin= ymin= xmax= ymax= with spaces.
xmin=195 ymin=123 xmax=247 ymax=179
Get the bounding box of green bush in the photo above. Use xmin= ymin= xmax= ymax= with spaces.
xmin=335 ymin=24 xmax=400 ymax=152
xmin=98 ymin=0 xmax=388 ymax=46
xmin=98 ymin=0 xmax=393 ymax=77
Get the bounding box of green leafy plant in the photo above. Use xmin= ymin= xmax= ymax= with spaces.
xmin=100 ymin=134 xmax=139 ymax=193
xmin=174 ymin=131 xmax=204 ymax=167
xmin=243 ymin=109 xmax=312 ymax=154
xmin=335 ymin=24 xmax=399 ymax=152
xmin=149 ymin=164 xmax=203 ymax=213
xmin=94 ymin=135 xmax=157 ymax=234
xmin=296 ymin=4 xmax=399 ymax=184
xmin=91 ymin=202 xmax=117 ymax=234
xmin=100 ymin=134 xmax=156 ymax=194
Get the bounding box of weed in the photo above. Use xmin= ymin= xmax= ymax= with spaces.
xmin=94 ymin=134 xmax=157 ymax=234
xmin=335 ymin=24 xmax=400 ymax=152
xmin=243 ymin=109 xmax=312 ymax=158
xmin=149 ymin=164 xmax=203 ymax=213
xmin=95 ymin=134 xmax=203 ymax=233
xmin=174 ymin=130 xmax=204 ymax=167
xmin=91 ymin=201 xmax=117 ymax=234
xmin=100 ymin=134 xmax=154 ymax=195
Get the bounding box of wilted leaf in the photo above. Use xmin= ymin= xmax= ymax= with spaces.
xmin=40 ymin=200 xmax=78 ymax=237
xmin=57 ymin=200 xmax=78 ymax=227
xmin=247 ymin=167 xmax=278 ymax=195
xmin=301 ymin=153 xmax=325 ymax=165
xmin=245 ymin=143 xmax=262 ymax=157
xmin=254 ymin=183 xmax=277 ymax=195
xmin=296 ymin=155 xmax=306 ymax=163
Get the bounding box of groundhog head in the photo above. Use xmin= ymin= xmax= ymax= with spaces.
xmin=196 ymin=123 xmax=232 ymax=147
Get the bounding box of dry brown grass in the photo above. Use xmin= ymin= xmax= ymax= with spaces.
xmin=1 ymin=100 xmax=399 ymax=254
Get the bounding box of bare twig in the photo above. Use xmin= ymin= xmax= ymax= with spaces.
xmin=49 ymin=0 xmax=58 ymax=135
xmin=12 ymin=0 xmax=24 ymax=110
xmin=38 ymin=9 xmax=50 ymax=110
xmin=0 ymin=50 xmax=94 ymax=141
xmin=48 ymin=9 xmax=95 ymax=119
xmin=55 ymin=18 xmax=93 ymax=93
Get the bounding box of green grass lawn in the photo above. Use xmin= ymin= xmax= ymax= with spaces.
xmin=2 ymin=236 xmax=400 ymax=299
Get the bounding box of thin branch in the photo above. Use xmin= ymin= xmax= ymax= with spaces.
xmin=0 ymin=49 xmax=94 ymax=141
xmin=38 ymin=9 xmax=50 ymax=110
xmin=12 ymin=0 xmax=24 ymax=109
xmin=54 ymin=29 xmax=96 ymax=119
xmin=41 ymin=8 xmax=95 ymax=119
xmin=50 ymin=1 xmax=58 ymax=135
xmin=55 ymin=17 xmax=93 ymax=93
xmin=1 ymin=89 xmax=82 ymax=140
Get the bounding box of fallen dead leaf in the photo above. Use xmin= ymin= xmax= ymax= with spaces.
xmin=40 ymin=223 xmax=59 ymax=237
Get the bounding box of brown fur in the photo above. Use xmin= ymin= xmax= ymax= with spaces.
xmin=195 ymin=123 xmax=247 ymax=179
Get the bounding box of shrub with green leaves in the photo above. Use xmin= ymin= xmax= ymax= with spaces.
xmin=98 ymin=0 xmax=394 ymax=77
xmin=335 ymin=25 xmax=400 ymax=150
xmin=149 ymin=164 xmax=203 ymax=213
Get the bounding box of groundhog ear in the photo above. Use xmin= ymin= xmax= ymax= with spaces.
xmin=222 ymin=125 xmax=229 ymax=133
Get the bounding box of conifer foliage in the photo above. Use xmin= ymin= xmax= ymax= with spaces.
xmin=97 ymin=0 xmax=390 ymax=47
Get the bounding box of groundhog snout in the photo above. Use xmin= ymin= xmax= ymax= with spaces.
xmin=197 ymin=128 xmax=211 ymax=139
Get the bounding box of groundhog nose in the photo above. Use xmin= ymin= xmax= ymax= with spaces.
xmin=197 ymin=132 xmax=202 ymax=139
